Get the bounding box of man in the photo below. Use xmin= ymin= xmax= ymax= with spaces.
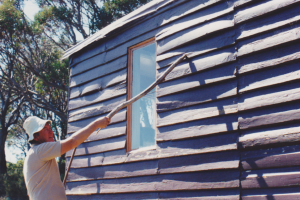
xmin=23 ymin=116 xmax=110 ymax=200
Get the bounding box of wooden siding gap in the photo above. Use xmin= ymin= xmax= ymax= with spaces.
xmin=234 ymin=0 xmax=300 ymax=25
xmin=156 ymin=29 xmax=236 ymax=62
xmin=157 ymin=81 xmax=237 ymax=113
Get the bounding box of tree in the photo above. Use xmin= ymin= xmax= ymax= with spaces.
xmin=34 ymin=0 xmax=152 ymax=44
xmin=0 ymin=0 xmax=69 ymax=173
xmin=0 ymin=160 xmax=29 ymax=200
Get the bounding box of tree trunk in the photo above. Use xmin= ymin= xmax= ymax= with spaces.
xmin=0 ymin=128 xmax=8 ymax=174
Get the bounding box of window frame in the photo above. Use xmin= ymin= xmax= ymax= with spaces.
xmin=127 ymin=37 xmax=156 ymax=152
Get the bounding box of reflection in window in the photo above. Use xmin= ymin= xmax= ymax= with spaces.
xmin=131 ymin=42 xmax=156 ymax=150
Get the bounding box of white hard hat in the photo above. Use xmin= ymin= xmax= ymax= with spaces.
xmin=23 ymin=116 xmax=52 ymax=141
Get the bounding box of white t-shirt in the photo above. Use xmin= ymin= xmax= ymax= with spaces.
xmin=23 ymin=141 xmax=67 ymax=200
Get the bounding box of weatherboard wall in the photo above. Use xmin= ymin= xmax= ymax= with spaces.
xmin=64 ymin=0 xmax=300 ymax=199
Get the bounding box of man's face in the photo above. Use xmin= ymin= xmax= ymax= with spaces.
xmin=34 ymin=123 xmax=55 ymax=143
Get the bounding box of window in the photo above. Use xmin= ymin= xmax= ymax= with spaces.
xmin=127 ymin=38 xmax=156 ymax=151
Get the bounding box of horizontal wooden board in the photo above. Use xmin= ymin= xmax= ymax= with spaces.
xmin=70 ymin=65 xmax=126 ymax=89
xmin=127 ymin=132 xmax=238 ymax=162
xmin=157 ymin=46 xmax=235 ymax=70
xmin=238 ymin=61 xmax=300 ymax=93
xmin=157 ymin=80 xmax=237 ymax=112
xmin=238 ymin=81 xmax=300 ymax=111
xmin=157 ymin=114 xmax=238 ymax=141
xmin=241 ymin=187 xmax=300 ymax=200
xmin=67 ymin=193 xmax=158 ymax=200
xmin=70 ymin=42 xmax=106 ymax=67
xmin=157 ymin=14 xmax=234 ymax=55
xmin=158 ymin=151 xmax=239 ymax=174
xmin=157 ymin=97 xmax=238 ymax=128
xmin=237 ymin=24 xmax=300 ymax=57
xmin=157 ymin=29 xmax=236 ymax=62
xmin=241 ymin=144 xmax=300 ymax=170
xmin=68 ymin=121 xmax=126 ymax=142
xmin=67 ymin=160 xmax=158 ymax=181
xmin=158 ymin=63 xmax=236 ymax=97
xmin=67 ymin=109 xmax=126 ymax=133
xmin=69 ymin=81 xmax=126 ymax=111
xmin=66 ymin=135 xmax=126 ymax=157
xmin=68 ymin=132 xmax=238 ymax=168
xmin=241 ymin=166 xmax=300 ymax=189
xmin=235 ymin=0 xmax=300 ymax=24
xmin=239 ymin=123 xmax=300 ymax=149
xmin=238 ymin=101 xmax=300 ymax=130
xmin=238 ymin=40 xmax=300 ymax=74
xmin=66 ymin=149 xmax=126 ymax=168
xmin=105 ymin=0 xmax=224 ymax=54
xmin=69 ymin=95 xmax=126 ymax=122
xmin=237 ymin=3 xmax=300 ymax=40
xmin=156 ymin=0 xmax=234 ymax=41
xmin=68 ymin=151 xmax=239 ymax=182
xmin=234 ymin=0 xmax=257 ymax=8
xmin=158 ymin=47 xmax=236 ymax=80
xmin=65 ymin=170 xmax=240 ymax=194
xmin=72 ymin=27 xmax=157 ymax=77
xmin=70 ymin=54 xmax=127 ymax=78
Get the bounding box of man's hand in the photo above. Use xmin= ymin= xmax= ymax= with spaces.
xmin=61 ymin=116 xmax=111 ymax=155
xmin=96 ymin=117 xmax=110 ymax=129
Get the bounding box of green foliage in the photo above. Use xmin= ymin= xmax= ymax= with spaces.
xmin=0 ymin=0 xmax=24 ymax=38
xmin=0 ymin=160 xmax=28 ymax=200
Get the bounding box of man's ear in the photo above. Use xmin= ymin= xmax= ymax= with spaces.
xmin=33 ymin=132 xmax=39 ymax=141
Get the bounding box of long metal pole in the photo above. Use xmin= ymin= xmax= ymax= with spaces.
xmin=63 ymin=53 xmax=188 ymax=185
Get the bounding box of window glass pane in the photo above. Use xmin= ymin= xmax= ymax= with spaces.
xmin=131 ymin=42 xmax=156 ymax=150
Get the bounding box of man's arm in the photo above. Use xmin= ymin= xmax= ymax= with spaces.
xmin=60 ymin=117 xmax=110 ymax=155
